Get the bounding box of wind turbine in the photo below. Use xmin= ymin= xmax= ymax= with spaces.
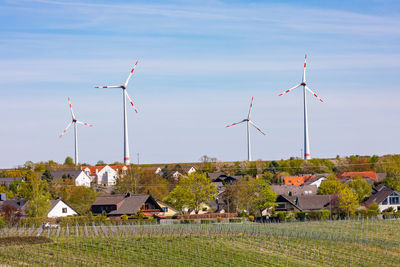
xmin=94 ymin=61 xmax=139 ymax=165
xmin=59 ymin=97 xmax=93 ymax=165
xmin=278 ymin=54 xmax=324 ymax=160
xmin=226 ymin=97 xmax=266 ymax=161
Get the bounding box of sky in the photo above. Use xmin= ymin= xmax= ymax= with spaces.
xmin=1 ymin=0 xmax=400 ymax=168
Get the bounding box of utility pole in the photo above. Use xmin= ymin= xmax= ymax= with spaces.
xmin=137 ymin=153 xmax=139 ymax=165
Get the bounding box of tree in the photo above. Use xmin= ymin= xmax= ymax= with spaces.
xmin=0 ymin=185 xmax=14 ymax=200
xmin=20 ymin=171 xmax=51 ymax=217
xmin=348 ymin=175 xmax=372 ymax=203
xmin=41 ymin=169 xmax=54 ymax=183
xmin=251 ymin=178 xmax=277 ymax=215
xmin=64 ymin=156 xmax=74 ymax=166
xmin=163 ymin=173 xmax=217 ymax=214
xmin=1 ymin=204 xmax=22 ymax=226
xmin=318 ymin=174 xmax=344 ymax=195
xmin=115 ymin=167 xmax=143 ymax=194
xmin=337 ymin=186 xmax=359 ymax=216
xmin=62 ymin=186 xmax=98 ymax=215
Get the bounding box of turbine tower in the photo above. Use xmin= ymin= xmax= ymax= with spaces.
xmin=278 ymin=54 xmax=324 ymax=160
xmin=59 ymin=97 xmax=93 ymax=165
xmin=226 ymin=97 xmax=266 ymax=161
xmin=95 ymin=61 xmax=139 ymax=165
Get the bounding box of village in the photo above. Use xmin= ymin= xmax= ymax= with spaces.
xmin=1 ymin=155 xmax=399 ymax=227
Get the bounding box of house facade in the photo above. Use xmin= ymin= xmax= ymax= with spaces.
xmin=47 ymin=199 xmax=78 ymax=218
xmin=82 ymin=165 xmax=128 ymax=186
xmin=91 ymin=193 xmax=162 ymax=217
xmin=51 ymin=170 xmax=91 ymax=187
xmin=365 ymin=185 xmax=400 ymax=212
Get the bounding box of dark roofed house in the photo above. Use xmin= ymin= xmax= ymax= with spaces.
xmin=51 ymin=170 xmax=91 ymax=187
xmin=0 ymin=177 xmax=24 ymax=188
xmin=296 ymin=195 xmax=333 ymax=211
xmin=271 ymin=185 xmax=317 ymax=196
xmin=364 ymin=185 xmax=400 ymax=212
xmin=91 ymin=193 xmax=162 ymax=217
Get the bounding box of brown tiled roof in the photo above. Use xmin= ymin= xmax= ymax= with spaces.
xmin=296 ymin=195 xmax=332 ymax=211
xmin=271 ymin=185 xmax=317 ymax=196
xmin=108 ymin=194 xmax=150 ymax=215
xmin=365 ymin=186 xmax=394 ymax=206
xmin=92 ymin=195 xmax=126 ymax=205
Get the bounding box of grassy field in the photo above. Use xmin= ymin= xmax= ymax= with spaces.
xmin=0 ymin=219 xmax=399 ymax=266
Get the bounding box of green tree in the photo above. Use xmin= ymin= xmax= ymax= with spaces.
xmin=318 ymin=174 xmax=344 ymax=195
xmin=338 ymin=186 xmax=359 ymax=216
xmin=41 ymin=169 xmax=54 ymax=183
xmin=62 ymin=186 xmax=98 ymax=215
xmin=348 ymin=175 xmax=372 ymax=202
xmin=64 ymin=156 xmax=74 ymax=166
xmin=20 ymin=171 xmax=51 ymax=217
xmin=164 ymin=173 xmax=217 ymax=214
xmin=0 ymin=185 xmax=14 ymax=200
xmin=251 ymin=178 xmax=277 ymax=215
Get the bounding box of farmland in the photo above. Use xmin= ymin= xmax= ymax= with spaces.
xmin=0 ymin=219 xmax=399 ymax=266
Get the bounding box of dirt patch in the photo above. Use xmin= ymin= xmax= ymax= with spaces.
xmin=0 ymin=236 xmax=53 ymax=246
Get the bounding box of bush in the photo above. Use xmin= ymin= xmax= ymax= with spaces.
xmin=276 ymin=211 xmax=295 ymax=222
xmin=0 ymin=217 xmax=5 ymax=228
xmin=200 ymin=219 xmax=217 ymax=224
xmin=248 ymin=215 xmax=254 ymax=222
xmin=295 ymin=212 xmax=306 ymax=221
xmin=216 ymin=217 xmax=224 ymax=223
xmin=121 ymin=215 xmax=129 ymax=221
xmin=19 ymin=217 xmax=50 ymax=227
xmin=180 ymin=219 xmax=196 ymax=224
xmin=229 ymin=218 xmax=243 ymax=223
xmin=308 ymin=210 xmax=330 ymax=221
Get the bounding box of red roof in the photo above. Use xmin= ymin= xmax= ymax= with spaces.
xmin=338 ymin=171 xmax=377 ymax=182
xmin=283 ymin=176 xmax=314 ymax=186
xmin=81 ymin=165 xmax=129 ymax=175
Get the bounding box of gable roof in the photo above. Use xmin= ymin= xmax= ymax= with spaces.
xmin=296 ymin=195 xmax=332 ymax=211
xmin=283 ymin=176 xmax=314 ymax=186
xmin=81 ymin=165 xmax=129 ymax=175
xmin=92 ymin=194 xmax=126 ymax=205
xmin=208 ymin=172 xmax=226 ymax=180
xmin=271 ymin=185 xmax=317 ymax=196
xmin=365 ymin=185 xmax=395 ymax=206
xmin=338 ymin=171 xmax=378 ymax=182
xmin=51 ymin=170 xmax=84 ymax=180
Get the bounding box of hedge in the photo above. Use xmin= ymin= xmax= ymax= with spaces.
xmin=200 ymin=219 xmax=217 ymax=224
xmin=180 ymin=219 xmax=196 ymax=224
xmin=229 ymin=218 xmax=243 ymax=223
xmin=0 ymin=217 xmax=5 ymax=228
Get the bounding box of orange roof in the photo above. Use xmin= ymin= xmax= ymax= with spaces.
xmin=338 ymin=171 xmax=377 ymax=182
xmin=81 ymin=165 xmax=129 ymax=175
xmin=283 ymin=176 xmax=314 ymax=186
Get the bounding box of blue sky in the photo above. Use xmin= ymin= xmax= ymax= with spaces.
xmin=1 ymin=0 xmax=400 ymax=168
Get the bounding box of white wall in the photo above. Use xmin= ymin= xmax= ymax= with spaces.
xmin=75 ymin=172 xmax=91 ymax=187
xmin=47 ymin=201 xmax=78 ymax=218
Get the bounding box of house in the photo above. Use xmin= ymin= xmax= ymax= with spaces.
xmin=0 ymin=198 xmax=78 ymax=218
xmin=283 ymin=175 xmax=314 ymax=186
xmin=338 ymin=171 xmax=386 ymax=183
xmin=171 ymin=166 xmax=197 ymax=179
xmin=303 ymin=175 xmax=328 ymax=188
xmin=208 ymin=172 xmax=240 ymax=184
xmin=271 ymin=185 xmax=317 ymax=196
xmin=140 ymin=166 xmax=163 ymax=176
xmin=364 ymin=185 xmax=400 ymax=212
xmin=51 ymin=170 xmax=91 ymax=187
xmin=82 ymin=165 xmax=128 ymax=186
xmin=91 ymin=193 xmax=162 ymax=217
xmin=273 ymin=194 xmax=334 ymax=212
xmin=155 ymin=199 xmax=179 ymax=217
xmin=0 ymin=177 xmax=24 ymax=188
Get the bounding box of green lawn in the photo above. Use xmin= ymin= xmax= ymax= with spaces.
xmin=0 ymin=219 xmax=399 ymax=266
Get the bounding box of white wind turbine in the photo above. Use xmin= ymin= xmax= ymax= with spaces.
xmin=59 ymin=97 xmax=93 ymax=165
xmin=278 ymin=54 xmax=324 ymax=160
xmin=95 ymin=61 xmax=139 ymax=165
xmin=226 ymin=97 xmax=266 ymax=161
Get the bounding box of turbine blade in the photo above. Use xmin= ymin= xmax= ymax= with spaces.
xmin=124 ymin=61 xmax=139 ymax=87
xmin=247 ymin=96 xmax=254 ymax=118
xmin=59 ymin=122 xmax=73 ymax=138
xmin=76 ymin=121 xmax=93 ymax=127
xmin=94 ymin=85 xmax=122 ymax=88
xmin=226 ymin=119 xmax=246 ymax=128
xmin=67 ymin=97 xmax=76 ymax=119
xmin=278 ymin=84 xmax=301 ymax=96
xmin=249 ymin=120 xmax=266 ymax=135
xmin=125 ymin=90 xmax=138 ymax=113
xmin=303 ymin=54 xmax=307 ymax=83
xmin=305 ymin=86 xmax=324 ymax=102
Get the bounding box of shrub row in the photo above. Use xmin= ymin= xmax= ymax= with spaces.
xmin=275 ymin=210 xmax=331 ymax=222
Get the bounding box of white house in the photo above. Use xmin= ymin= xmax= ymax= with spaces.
xmin=51 ymin=170 xmax=91 ymax=187
xmin=96 ymin=165 xmax=119 ymax=186
xmin=47 ymin=199 xmax=78 ymax=218
xmin=172 ymin=166 xmax=197 ymax=180
xmin=365 ymin=185 xmax=400 ymax=212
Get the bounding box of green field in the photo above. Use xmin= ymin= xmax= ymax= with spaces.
xmin=0 ymin=219 xmax=399 ymax=266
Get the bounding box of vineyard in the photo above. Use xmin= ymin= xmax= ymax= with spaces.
xmin=0 ymin=218 xmax=399 ymax=266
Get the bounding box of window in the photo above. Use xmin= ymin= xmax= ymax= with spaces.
xmin=382 ymin=198 xmax=388 ymax=205
xmin=389 ymin=196 xmax=399 ymax=205
xmin=162 ymin=207 xmax=168 ymax=212
xmin=62 ymin=208 xmax=67 ymax=213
